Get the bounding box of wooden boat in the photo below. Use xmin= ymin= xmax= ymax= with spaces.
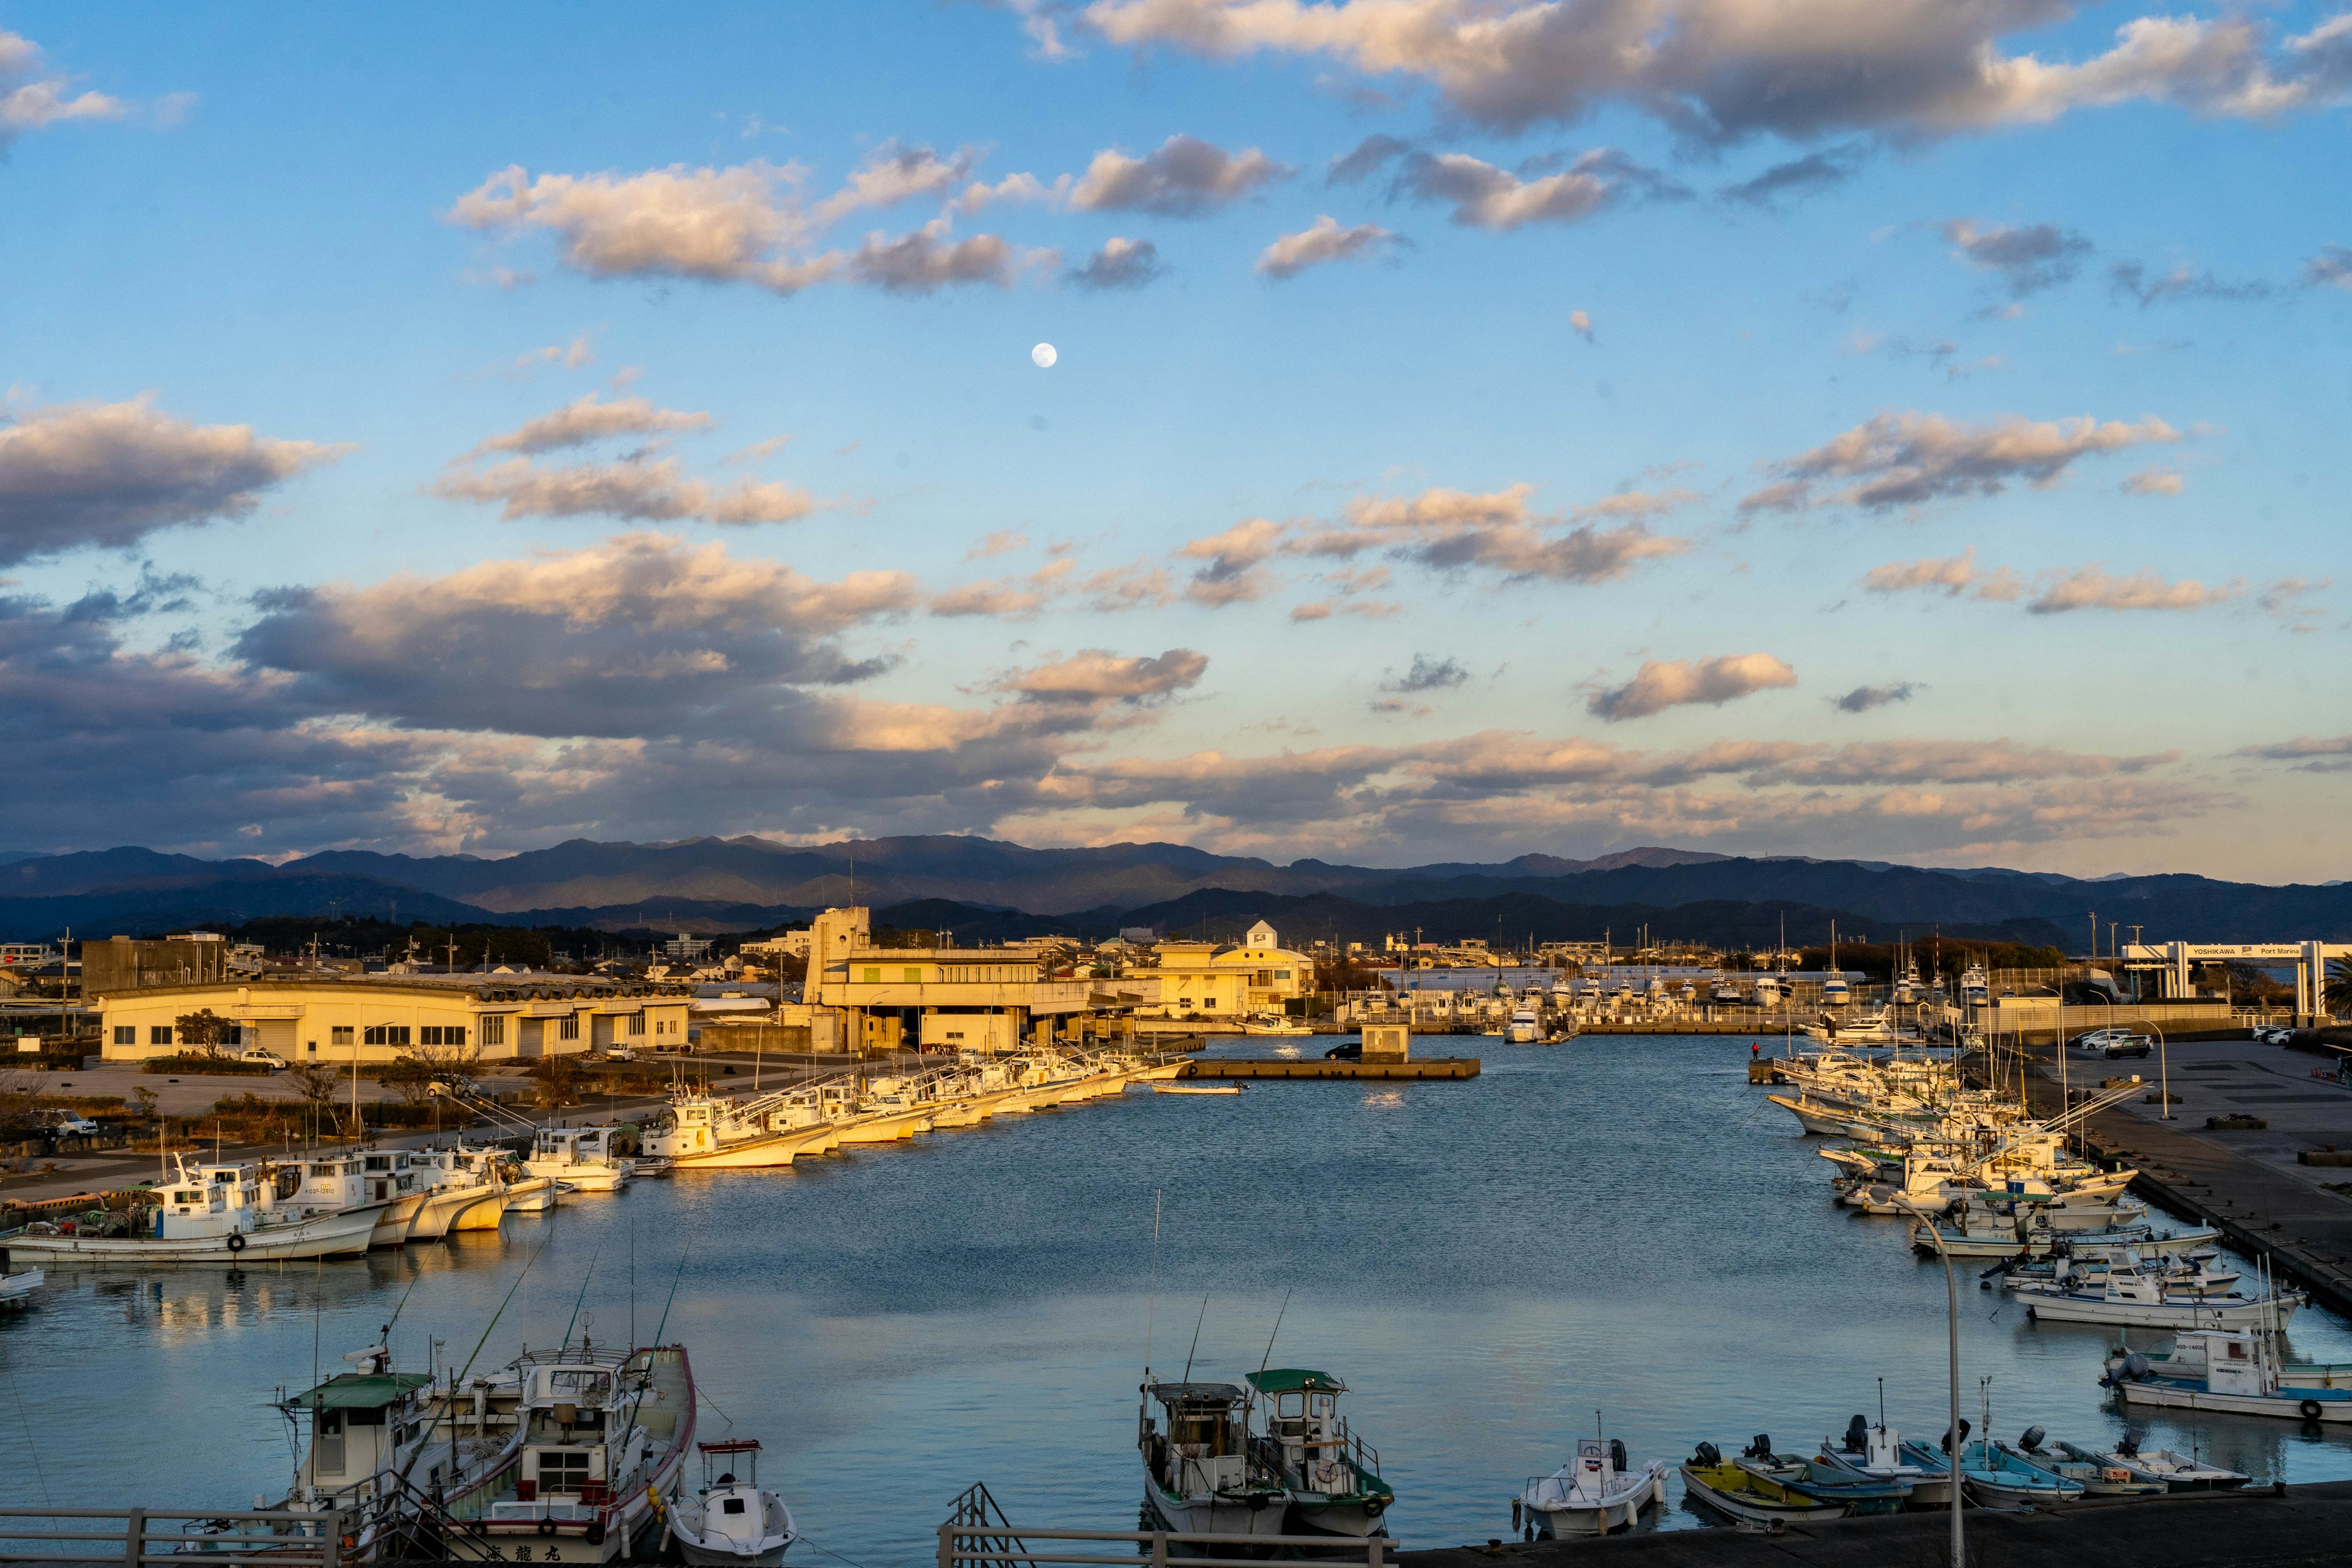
xmin=1246 ymin=1368 xmax=1395 ymax=1537
xmin=1518 ymin=1436 xmax=1665 ymax=1536
xmin=669 ymin=1439 xmax=794 ymax=1566
xmin=1678 ymin=1448 xmax=1847 ymax=1524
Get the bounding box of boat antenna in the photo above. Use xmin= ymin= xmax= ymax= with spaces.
xmin=1877 ymin=1376 xmax=1885 ymax=1431
xmin=560 ymin=1246 xmax=601 ymax=1350
xmin=1144 ymin=1189 xmax=1162 ymax=1381
xmin=1180 ymin=1294 xmax=1208 ymax=1385
xmin=1257 ymin=1286 xmax=1293 ymax=1375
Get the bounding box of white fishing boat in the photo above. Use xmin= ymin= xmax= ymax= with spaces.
xmin=1155 ymin=1083 xmax=1242 ymax=1096
xmin=1245 ymin=1368 xmax=1395 ymax=1537
xmin=669 ymin=1439 xmax=794 ymax=1566
xmin=503 ymin=1177 xmax=567 ymax=1213
xmin=2006 ymin=1430 xmax=2165 ymax=1498
xmin=456 ymin=1341 xmax=698 ymax=1562
xmin=526 ymin=1126 xmax=635 ymax=1192
xmin=2018 ymin=1256 xmax=2304 ymax=1330
xmin=2105 ymin=1326 xmax=2352 ymax=1422
xmin=407 ymin=1144 xmax=513 ymax=1237
xmin=1518 ymin=1435 xmax=1666 ymax=1536
xmin=4 ymin=1155 xmax=386 ymax=1265
xmin=0 ymin=1262 xmax=42 ymax=1310
xmin=2053 ymin=1436 xmax=2247 ymax=1493
xmin=1814 ymin=1417 xmax=1951 ymax=1507
xmin=1140 ymin=1381 xmax=1288 ymax=1537
xmin=358 ymin=1151 xmax=433 ymax=1246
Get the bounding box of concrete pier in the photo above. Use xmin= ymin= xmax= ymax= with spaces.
xmin=1180 ymin=1058 xmax=1481 ymax=1081
xmin=1402 ymin=1479 xmax=2352 ymax=1567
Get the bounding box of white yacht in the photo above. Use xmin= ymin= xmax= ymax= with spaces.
xmin=1504 ymin=1006 xmax=1541 ymax=1044
xmin=669 ymin=1439 xmax=795 ymax=1566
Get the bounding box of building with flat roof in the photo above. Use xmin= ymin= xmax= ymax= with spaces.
xmin=91 ymin=974 xmax=693 ymax=1063
xmin=1147 ymin=938 xmax=1312 ymax=1020
xmin=804 ymin=906 xmax=1161 ymax=1052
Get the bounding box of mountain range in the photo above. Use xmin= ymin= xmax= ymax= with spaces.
xmin=1 ymin=835 xmax=2346 ymax=948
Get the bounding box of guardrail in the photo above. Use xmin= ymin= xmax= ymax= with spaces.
xmin=938 ymin=1523 xmax=1398 ymax=1568
xmin=0 ymin=1507 xmax=349 ymax=1568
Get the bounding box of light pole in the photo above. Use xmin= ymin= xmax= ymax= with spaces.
xmin=2149 ymin=1020 xmax=2170 ymax=1120
xmin=1902 ymin=1199 xmax=1966 ymax=1568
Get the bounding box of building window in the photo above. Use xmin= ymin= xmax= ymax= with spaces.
xmin=419 ymin=1026 xmax=467 ymax=1046
xmin=481 ymin=1016 xmax=506 ymax=1047
xmin=306 ymin=1041 xmax=317 ymax=1055
xmin=624 ymin=1014 xmax=644 ymax=1037
xmin=862 ymin=967 xmax=881 ymax=983
xmin=904 ymin=967 xmax=922 ymax=984
xmin=362 ymin=1025 xmax=412 ymax=1047
xmin=149 ymin=1025 xmax=173 ymax=1046
xmin=557 ymin=1016 xmax=579 ymax=1041
xmin=114 ymin=1025 xmax=136 ymax=1046
xmin=331 ymin=1027 xmax=354 ymax=1047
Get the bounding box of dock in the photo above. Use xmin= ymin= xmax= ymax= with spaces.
xmin=1180 ymin=1058 xmax=1480 ymax=1081
xmin=1401 ymin=1479 xmax=2352 ymax=1568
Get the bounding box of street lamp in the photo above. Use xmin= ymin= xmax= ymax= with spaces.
xmin=1901 ymin=1198 xmax=1966 ymax=1568
xmin=2149 ymin=1020 xmax=2170 ymax=1120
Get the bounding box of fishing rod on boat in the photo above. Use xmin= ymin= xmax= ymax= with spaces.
xmin=616 ymin=1248 xmax=692 ymax=1445
xmin=1178 ymin=1294 xmax=1208 ymax=1385
xmin=1257 ymin=1286 xmax=1293 ymax=1375
xmin=1142 ymin=1189 xmax=1161 ymax=1382
xmin=560 ymin=1246 xmax=602 ymax=1349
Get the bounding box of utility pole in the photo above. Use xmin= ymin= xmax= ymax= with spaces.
xmin=2087 ymin=911 xmax=2097 ymax=959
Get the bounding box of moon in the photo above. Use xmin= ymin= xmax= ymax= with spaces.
xmin=1031 ymin=342 xmax=1058 ymax=368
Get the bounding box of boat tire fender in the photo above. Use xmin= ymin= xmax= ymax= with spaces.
xmin=225 ymin=1234 xmax=247 ymax=1253
xmin=585 ymin=1523 xmax=606 ymax=1546
xmin=2302 ymin=1400 xmax=2324 ymax=1420
xmin=537 ymin=1520 xmax=557 ymax=1538
xmin=1510 ymin=1499 xmax=1521 ymax=1530
xmin=1363 ymin=1498 xmax=1386 ymax=1519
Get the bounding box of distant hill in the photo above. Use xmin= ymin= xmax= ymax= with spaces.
xmin=1 ymin=832 xmax=2345 ymax=944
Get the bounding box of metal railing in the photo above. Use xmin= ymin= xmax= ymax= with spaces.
xmin=939 ymin=1523 xmax=1396 ymax=1568
xmin=0 ymin=1507 xmax=348 ymax=1568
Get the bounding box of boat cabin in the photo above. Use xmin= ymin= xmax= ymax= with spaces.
xmin=532 ymin=1126 xmax=625 ymax=1168
xmin=360 ymin=1151 xmax=421 ymax=1205
xmin=1142 ymin=1382 xmax=1251 ymax=1498
xmin=1246 ymin=1368 xmax=1378 ymax=1490
xmin=292 ymin=1157 xmax=368 ymax=1216
xmin=281 ymin=1369 xmax=434 ymax=1502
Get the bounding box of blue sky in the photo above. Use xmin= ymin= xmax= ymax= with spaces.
xmin=1 ymin=1 xmax=2346 ymax=878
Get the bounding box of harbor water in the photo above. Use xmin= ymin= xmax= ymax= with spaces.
xmin=6 ymin=1035 xmax=2352 ymax=1561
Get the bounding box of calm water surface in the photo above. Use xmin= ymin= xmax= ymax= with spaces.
xmin=6 ymin=1036 xmax=2351 ymax=1562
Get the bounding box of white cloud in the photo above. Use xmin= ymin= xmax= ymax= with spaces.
xmin=0 ymin=396 xmax=352 ymax=567
xmin=1065 ymin=236 xmax=1167 ymax=290
xmin=846 ymin=216 xmax=1044 ymax=294
xmin=2025 ymin=566 xmax=2241 ymax=614
xmin=0 ymin=30 xmax=127 ymax=143
xmin=1586 ymin=652 xmax=1796 ymax=720
xmin=1392 ymin=148 xmax=1685 ymax=230
xmin=432 ymin=456 xmax=821 ymax=526
xmin=1940 ymin=219 xmax=2093 ymax=295
xmin=1077 ymin=0 xmax=2352 ymax=142
xmin=1068 ymin=134 xmax=1291 ymax=214
xmin=2309 ymin=244 xmax=2352 ymax=288
xmin=466 ymin=393 xmax=714 ymax=457
xmin=1742 ymin=410 xmax=2180 ymax=513
xmin=2120 ymin=466 xmax=2184 ymax=495
xmin=1256 ymin=215 xmax=1408 ymax=278
xmin=990 ymin=648 xmax=1209 ymax=704
xmin=1861 ymin=548 xmax=2021 ymax=601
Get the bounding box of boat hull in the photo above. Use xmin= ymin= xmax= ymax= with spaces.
xmin=2117 ymin=1379 xmax=2352 ymax=1422
xmin=1676 ymin=1465 xmax=1846 ymax=1525
xmin=1523 ymin=1467 xmax=1667 ymax=1536
xmin=410 ymin=1181 xmax=503 ymax=1240
xmin=2026 ymin=1295 xmax=2299 ymax=1330
xmin=369 ymin=1189 xmax=432 ymax=1247
xmin=1142 ymin=1482 xmax=1289 ymax=1538
xmin=6 ymin=1202 xmax=385 ymax=1265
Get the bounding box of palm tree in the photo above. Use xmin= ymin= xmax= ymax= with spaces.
xmin=2326 ymin=955 xmax=2352 ymax=1020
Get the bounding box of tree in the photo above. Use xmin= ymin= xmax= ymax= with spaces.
xmin=287 ymin=1061 xmax=342 ymax=1114
xmin=374 ymin=1057 xmax=442 ymax=1110
xmin=173 ymin=1008 xmax=234 ymax=1057
xmin=2326 ymin=955 xmax=2352 ymax=1019
xmin=528 ymin=1054 xmax=584 ymax=1109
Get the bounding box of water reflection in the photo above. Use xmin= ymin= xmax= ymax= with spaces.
xmin=2 ymin=1035 xmax=2350 ymax=1564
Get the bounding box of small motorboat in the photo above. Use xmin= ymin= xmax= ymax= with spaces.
xmin=1678 ymin=1444 xmax=1849 ymax=1524
xmin=1732 ymin=1436 xmax=1910 ymax=1515
xmin=0 ymin=1263 xmax=43 ymax=1311
xmin=2007 ymin=1428 xmax=2163 ymax=1498
xmin=1957 ymin=1438 xmax=2083 ymax=1508
xmin=2054 ymin=1436 xmax=2248 ymax=1493
xmin=669 ymin=1439 xmax=794 ymax=1566
xmin=1517 ymin=1434 xmax=1666 ymax=1536
xmin=2016 ymin=1257 xmax=2304 ymax=1330
xmin=1155 ymin=1084 xmax=1242 ymax=1096
xmin=1815 ymin=1415 xmax=1952 ymax=1507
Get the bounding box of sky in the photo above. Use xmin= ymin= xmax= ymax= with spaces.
xmin=1 ymin=1 xmax=2347 ymax=880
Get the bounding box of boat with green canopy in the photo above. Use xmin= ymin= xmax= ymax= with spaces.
xmin=1243 ymin=1369 xmax=1395 ymax=1537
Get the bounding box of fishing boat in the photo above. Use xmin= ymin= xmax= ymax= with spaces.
xmin=1140 ymin=1381 xmax=1288 ymax=1537
xmin=1155 ymin=1084 xmax=1242 ymax=1096
xmin=406 ymin=1145 xmax=513 ymax=1237
xmin=455 ymin=1341 xmax=698 ymax=1562
xmin=1504 ymin=1008 xmax=1541 ymax=1045
xmin=265 ymin=1343 xmax=526 ymax=1564
xmin=1732 ymin=1438 xmax=1910 ymax=1515
xmin=2005 ymin=1428 xmax=2163 ymax=1498
xmin=0 ymin=1260 xmax=42 ymax=1310
xmin=503 ymin=1177 xmax=567 ymax=1214
xmin=669 ymin=1439 xmax=794 ymax=1566
xmin=3 ymin=1155 xmax=386 ymax=1265
xmin=2052 ymin=1436 xmax=2247 ymax=1493
xmin=2105 ymin=1327 xmax=2352 ymax=1422
xmin=1517 ymin=1435 xmax=1666 ymax=1536
xmin=526 ymin=1126 xmax=635 ymax=1192
xmin=1815 ymin=1416 xmax=1953 ymax=1507
xmin=1245 ymin=1369 xmax=1395 ymax=1537
xmin=1677 ymin=1445 xmax=1847 ymax=1524
xmin=1956 ymin=1438 xmax=2083 ymax=1508
xmin=2117 ymin=1328 xmax=2352 ymax=1390
xmin=2016 ymin=1256 xmax=2304 ymax=1330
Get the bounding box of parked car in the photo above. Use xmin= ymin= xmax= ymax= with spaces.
xmin=604 ymin=1047 xmax=636 ymax=1062
xmin=40 ymin=1109 xmax=100 ymax=1137
xmin=2254 ymin=1025 xmax=2298 ymax=1045
xmin=235 ymin=1046 xmax=288 ymax=1070
xmin=2071 ymin=1027 xmax=2153 ymax=1058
